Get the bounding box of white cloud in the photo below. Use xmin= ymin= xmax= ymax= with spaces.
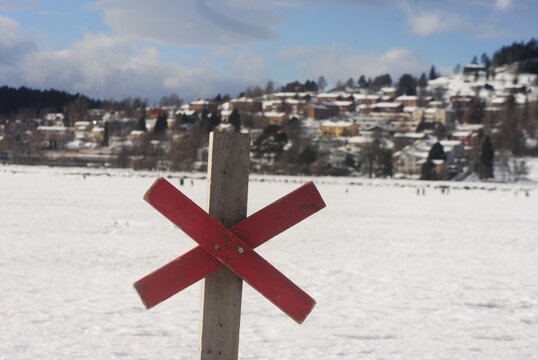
xmin=494 ymin=0 xmax=513 ymax=11
xmin=0 ymin=17 xmax=254 ymax=100
xmin=402 ymin=6 xmax=511 ymax=39
xmin=277 ymin=46 xmax=429 ymax=83
xmin=406 ymin=10 xmax=466 ymax=37
xmin=0 ymin=15 xmax=36 ymax=64
xmin=90 ymin=0 xmax=284 ymax=46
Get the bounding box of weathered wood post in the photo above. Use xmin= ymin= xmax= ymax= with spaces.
xmin=199 ymin=131 xmax=250 ymax=360
xmin=134 ymin=130 xmax=323 ymax=359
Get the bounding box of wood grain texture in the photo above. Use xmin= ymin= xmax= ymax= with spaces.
xmin=133 ymin=180 xmax=325 ymax=309
xmin=141 ymin=171 xmax=317 ymax=324
xmin=200 ymin=132 xmax=250 ymax=360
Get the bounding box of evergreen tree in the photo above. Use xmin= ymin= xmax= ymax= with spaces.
xmin=418 ymin=73 xmax=428 ymax=88
xmin=229 ymin=109 xmax=241 ymax=132
xmin=63 ymin=113 xmax=70 ymax=128
xmin=492 ymin=38 xmax=538 ymax=71
xmin=200 ymin=108 xmax=210 ymax=134
xmin=471 ymin=56 xmax=478 ymax=64
xmin=479 ymin=135 xmax=494 ymax=179
xmin=480 ymin=53 xmax=492 ymax=68
xmin=344 ymin=153 xmax=355 ymax=168
xmin=153 ymin=113 xmax=168 ymax=134
xmin=397 ymin=74 xmax=417 ymax=95
xmin=209 ymin=111 xmax=221 ymax=131
xmin=369 ymin=74 xmax=392 ymax=91
xmin=421 ymin=142 xmax=446 ymax=180
xmin=303 ymin=80 xmax=319 ymax=92
xmin=358 ymin=75 xmax=368 ymax=88
xmin=136 ymin=115 xmax=148 ymax=132
xmin=381 ymin=149 xmax=393 ymax=178
xmin=428 ymin=142 xmax=446 ymax=161
xmin=429 ymin=65 xmax=438 ymax=80
xmin=102 ymin=121 xmax=109 ymax=147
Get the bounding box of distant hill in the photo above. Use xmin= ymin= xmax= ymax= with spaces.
xmin=492 ymin=38 xmax=538 ymax=74
xmin=0 ymin=86 xmax=100 ymax=117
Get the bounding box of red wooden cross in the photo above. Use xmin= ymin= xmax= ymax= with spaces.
xmin=134 ymin=178 xmax=325 ymax=324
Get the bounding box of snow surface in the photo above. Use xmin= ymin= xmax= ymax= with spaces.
xmin=1 ymin=165 xmax=538 ymax=360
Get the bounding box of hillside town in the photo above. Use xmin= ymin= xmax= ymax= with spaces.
xmin=1 ymin=61 xmax=538 ymax=181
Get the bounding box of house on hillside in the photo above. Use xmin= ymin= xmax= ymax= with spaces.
xmin=319 ymin=120 xmax=358 ymax=138
xmin=305 ymin=104 xmax=331 ymax=120
xmin=230 ymin=97 xmax=263 ymax=113
xmin=37 ymin=126 xmax=74 ymax=149
xmin=281 ymin=81 xmax=303 ymax=92
xmin=371 ymin=102 xmax=403 ymax=113
xmin=393 ymin=137 xmax=464 ymax=178
xmin=253 ymin=111 xmax=287 ymax=128
xmin=395 ymin=95 xmax=418 ymax=107
xmin=189 ymin=99 xmax=218 ymax=113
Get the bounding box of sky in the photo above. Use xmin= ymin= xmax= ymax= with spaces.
xmin=0 ymin=0 xmax=537 ymax=102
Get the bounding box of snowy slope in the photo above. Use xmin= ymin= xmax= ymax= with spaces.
xmin=428 ymin=67 xmax=538 ymax=104
xmin=1 ymin=165 xmax=537 ymax=359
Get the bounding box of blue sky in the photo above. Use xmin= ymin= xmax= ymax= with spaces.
xmin=0 ymin=0 xmax=536 ymax=101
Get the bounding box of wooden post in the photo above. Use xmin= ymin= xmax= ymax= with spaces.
xmin=199 ymin=131 xmax=250 ymax=360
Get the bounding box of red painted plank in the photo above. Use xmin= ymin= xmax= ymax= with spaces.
xmin=134 ymin=179 xmax=325 ymax=310
xmin=139 ymin=178 xmax=320 ymax=323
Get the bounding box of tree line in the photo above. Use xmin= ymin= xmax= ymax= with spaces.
xmin=0 ymin=86 xmax=101 ymax=117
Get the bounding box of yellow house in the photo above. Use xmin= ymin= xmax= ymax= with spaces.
xmin=319 ymin=120 xmax=358 ymax=137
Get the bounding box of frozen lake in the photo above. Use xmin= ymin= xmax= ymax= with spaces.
xmin=1 ymin=165 xmax=537 ymax=359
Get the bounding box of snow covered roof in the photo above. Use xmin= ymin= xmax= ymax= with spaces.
xmin=263 ymin=111 xmax=286 ymax=117
xmin=44 ymin=113 xmax=64 ymax=121
xmin=176 ymin=109 xmax=196 ymax=116
xmin=372 ymin=102 xmax=402 ymax=108
xmin=394 ymin=132 xmax=426 ymax=139
xmin=272 ymin=92 xmax=298 ymax=98
xmin=404 ymin=106 xmax=418 ymax=113
xmin=231 ymin=97 xmax=255 ymax=102
xmin=37 ymin=126 xmax=70 ymax=132
xmin=396 ymin=95 xmax=418 ymax=101
xmin=451 ymin=131 xmax=472 ymax=138
xmin=347 ymin=135 xmax=371 ymax=144
xmin=285 ymin=99 xmax=306 ymax=104
xmin=381 ymin=87 xmax=397 ymax=92
xmin=321 ymin=120 xmax=355 ymax=127
xmin=190 ymin=99 xmax=212 ymax=105
xmin=491 ymin=97 xmax=506 ymax=104
xmin=332 ymin=100 xmax=353 ymax=106
xmin=317 ymin=92 xmax=348 ymax=98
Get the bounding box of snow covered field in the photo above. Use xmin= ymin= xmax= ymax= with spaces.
xmin=1 ymin=165 xmax=537 ymax=360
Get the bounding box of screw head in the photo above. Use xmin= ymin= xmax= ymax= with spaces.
xmin=214 ymin=245 xmax=220 ymax=250
xmin=238 ymin=247 xmax=244 ymax=253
